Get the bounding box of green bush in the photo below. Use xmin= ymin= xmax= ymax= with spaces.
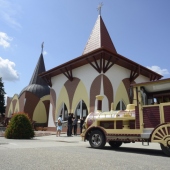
xmin=5 ymin=112 xmax=35 ymax=139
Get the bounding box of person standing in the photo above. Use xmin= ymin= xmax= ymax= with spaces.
xmin=67 ymin=113 xmax=73 ymax=136
xmin=72 ymin=117 xmax=78 ymax=136
xmin=56 ymin=114 xmax=62 ymax=137
xmin=80 ymin=117 xmax=84 ymax=134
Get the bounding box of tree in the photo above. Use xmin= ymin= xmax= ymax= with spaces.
xmin=0 ymin=77 xmax=6 ymax=116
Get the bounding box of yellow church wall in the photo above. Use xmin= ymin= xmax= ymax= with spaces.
xmin=41 ymin=95 xmax=50 ymax=102
xmin=56 ymin=86 xmax=70 ymax=118
xmin=114 ymin=81 xmax=130 ymax=109
xmin=13 ymin=95 xmax=20 ymax=113
xmin=7 ymin=102 xmax=13 ymax=117
xmin=7 ymin=94 xmax=20 ymax=117
xmin=32 ymin=95 xmax=50 ymax=123
xmin=72 ymin=80 xmax=89 ymax=113
xmin=32 ymin=100 xmax=47 ymax=123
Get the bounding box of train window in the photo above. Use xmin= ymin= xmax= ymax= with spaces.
xmin=140 ymin=87 xmax=148 ymax=105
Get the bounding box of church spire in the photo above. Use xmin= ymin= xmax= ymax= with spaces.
xmin=29 ymin=43 xmax=47 ymax=86
xmin=82 ymin=8 xmax=117 ymax=55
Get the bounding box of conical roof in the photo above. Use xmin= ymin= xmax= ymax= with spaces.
xmin=19 ymin=52 xmax=50 ymax=98
xmin=82 ymin=15 xmax=117 ymax=55
xmin=29 ymin=53 xmax=47 ymax=86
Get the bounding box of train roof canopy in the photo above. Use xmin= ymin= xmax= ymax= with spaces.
xmin=131 ymin=78 xmax=170 ymax=93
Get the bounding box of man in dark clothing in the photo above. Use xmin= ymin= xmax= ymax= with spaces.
xmin=72 ymin=117 xmax=78 ymax=135
xmin=67 ymin=113 xmax=73 ymax=136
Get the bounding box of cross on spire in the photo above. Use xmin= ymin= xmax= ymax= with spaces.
xmin=97 ymin=2 xmax=103 ymax=15
xmin=41 ymin=42 xmax=44 ymax=54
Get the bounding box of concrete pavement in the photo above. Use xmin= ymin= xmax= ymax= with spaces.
xmin=0 ymin=131 xmax=88 ymax=149
xmin=0 ymin=130 xmax=161 ymax=151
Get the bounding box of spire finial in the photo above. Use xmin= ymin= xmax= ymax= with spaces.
xmin=97 ymin=2 xmax=103 ymax=16
xmin=41 ymin=42 xmax=44 ymax=54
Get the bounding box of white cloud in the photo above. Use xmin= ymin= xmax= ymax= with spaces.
xmin=0 ymin=57 xmax=19 ymax=81
xmin=0 ymin=0 xmax=21 ymax=29
xmin=0 ymin=32 xmax=13 ymax=48
xmin=43 ymin=50 xmax=47 ymax=55
xmin=147 ymin=66 xmax=170 ymax=76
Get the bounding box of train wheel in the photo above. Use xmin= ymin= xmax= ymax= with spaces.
xmin=89 ymin=130 xmax=106 ymax=149
xmin=160 ymin=143 xmax=170 ymax=157
xmin=109 ymin=141 xmax=122 ymax=148
xmin=151 ymin=123 xmax=170 ymax=156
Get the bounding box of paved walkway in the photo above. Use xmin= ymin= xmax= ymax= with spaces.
xmin=0 ymin=130 xmax=83 ymax=144
xmin=0 ymin=129 xmax=162 ymax=151
xmin=0 ymin=132 xmax=85 ymax=150
xmin=0 ymin=130 xmax=65 ymax=137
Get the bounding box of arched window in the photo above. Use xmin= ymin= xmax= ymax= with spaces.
xmin=74 ymin=100 xmax=88 ymax=119
xmin=116 ymin=100 xmax=126 ymax=110
xmin=59 ymin=103 xmax=68 ymax=121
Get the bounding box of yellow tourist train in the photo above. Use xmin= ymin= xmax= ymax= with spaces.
xmin=81 ymin=78 xmax=170 ymax=156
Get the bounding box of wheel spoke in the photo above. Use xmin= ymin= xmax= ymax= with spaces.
xmin=160 ymin=128 xmax=166 ymax=136
xmin=156 ymin=131 xmax=164 ymax=138
xmin=165 ymin=126 xmax=168 ymax=136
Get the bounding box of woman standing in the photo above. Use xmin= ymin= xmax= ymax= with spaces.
xmin=56 ymin=114 xmax=62 ymax=137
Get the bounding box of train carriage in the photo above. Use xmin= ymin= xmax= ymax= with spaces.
xmin=81 ymin=78 xmax=170 ymax=156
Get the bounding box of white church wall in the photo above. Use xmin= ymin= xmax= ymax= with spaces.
xmin=105 ymin=64 xmax=131 ymax=99
xmin=48 ymin=60 xmax=151 ymax=128
xmin=47 ymin=103 xmax=56 ymax=127
xmin=135 ymin=75 xmax=150 ymax=83
xmin=73 ymin=63 xmax=100 ymax=96
xmin=51 ymin=74 xmax=68 ymax=96
xmin=47 ymin=75 xmax=67 ymax=127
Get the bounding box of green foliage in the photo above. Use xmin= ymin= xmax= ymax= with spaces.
xmin=0 ymin=77 xmax=6 ymax=115
xmin=5 ymin=113 xmax=35 ymax=139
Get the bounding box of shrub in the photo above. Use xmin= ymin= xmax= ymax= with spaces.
xmin=5 ymin=112 xmax=35 ymax=139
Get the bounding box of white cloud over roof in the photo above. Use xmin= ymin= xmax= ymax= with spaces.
xmin=147 ymin=66 xmax=170 ymax=76
xmin=0 ymin=57 xmax=19 ymax=81
xmin=0 ymin=32 xmax=12 ymax=48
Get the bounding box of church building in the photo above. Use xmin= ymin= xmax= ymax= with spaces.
xmin=40 ymin=13 xmax=162 ymax=131
xmin=5 ymin=12 xmax=162 ymax=132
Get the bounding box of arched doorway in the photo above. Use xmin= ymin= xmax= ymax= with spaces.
xmin=116 ymin=100 xmax=126 ymax=110
xmin=59 ymin=103 xmax=68 ymax=121
xmin=74 ymin=100 xmax=88 ymax=119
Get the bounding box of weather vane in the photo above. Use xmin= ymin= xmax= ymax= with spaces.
xmin=41 ymin=42 xmax=44 ymax=53
xmin=97 ymin=2 xmax=103 ymax=15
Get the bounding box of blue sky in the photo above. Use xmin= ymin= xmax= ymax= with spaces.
xmin=0 ymin=0 xmax=170 ymax=100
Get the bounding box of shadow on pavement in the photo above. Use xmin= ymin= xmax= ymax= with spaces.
xmin=96 ymin=146 xmax=167 ymax=157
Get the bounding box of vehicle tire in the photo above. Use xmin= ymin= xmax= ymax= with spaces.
xmin=109 ymin=141 xmax=122 ymax=148
xmin=160 ymin=144 xmax=170 ymax=157
xmin=89 ymin=130 xmax=106 ymax=149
